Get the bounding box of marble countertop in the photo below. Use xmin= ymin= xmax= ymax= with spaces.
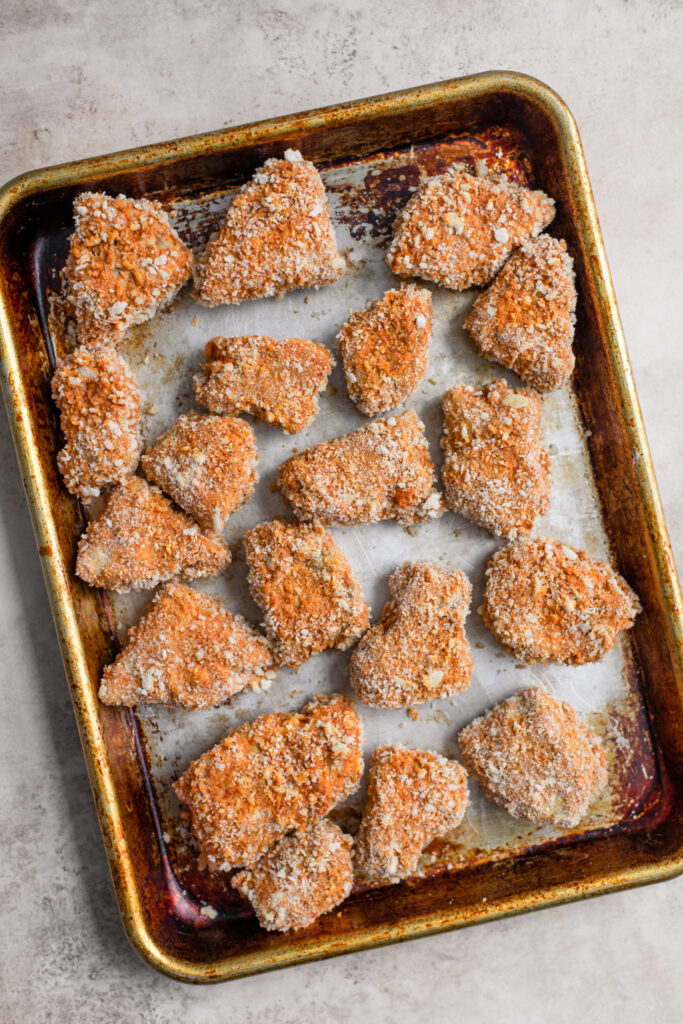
xmin=1 ymin=2 xmax=681 ymax=1021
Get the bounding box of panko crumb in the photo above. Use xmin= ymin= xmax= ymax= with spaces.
xmin=194 ymin=334 xmax=333 ymax=434
xmin=193 ymin=152 xmax=344 ymax=306
xmin=350 ymin=562 xmax=473 ymax=708
xmin=98 ymin=582 xmax=274 ymax=709
xmin=458 ymin=687 xmax=607 ymax=827
xmin=482 ymin=537 xmax=640 ymax=664
xmin=355 ymin=746 xmax=469 ymax=883
xmin=243 ymin=518 xmax=368 ymax=668
xmin=141 ymin=412 xmax=257 ymax=531
xmin=386 ymin=166 xmax=555 ymax=291
xmin=51 ymin=345 xmax=142 ymax=499
xmin=441 ymin=379 xmax=550 ymax=539
xmin=337 ymin=284 xmax=432 ymax=416
xmin=75 ymin=476 xmax=230 ymax=592
xmin=63 ymin=192 xmax=192 ymax=346
xmin=231 ymin=819 xmax=353 ymax=932
xmin=174 ymin=693 xmax=363 ymax=871
xmin=465 ymin=235 xmax=577 ymax=392
xmin=276 ymin=410 xmax=444 ymax=527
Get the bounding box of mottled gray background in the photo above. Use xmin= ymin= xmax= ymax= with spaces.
xmin=1 ymin=2 xmax=682 ymax=1022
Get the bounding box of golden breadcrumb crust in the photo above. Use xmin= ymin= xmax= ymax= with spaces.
xmin=355 ymin=745 xmax=469 ymax=882
xmin=141 ymin=412 xmax=257 ymax=531
xmin=99 ymin=583 xmax=274 ymax=709
xmin=194 ymin=334 xmax=333 ymax=434
xmin=194 ymin=151 xmax=344 ymax=306
xmin=231 ymin=819 xmax=353 ymax=932
xmin=441 ymin=379 xmax=550 ymax=539
xmin=465 ymin=235 xmax=577 ymax=392
xmin=350 ymin=562 xmax=473 ymax=708
xmin=337 ymin=284 xmax=432 ymax=416
xmin=51 ymin=345 xmax=142 ymax=499
xmin=458 ymin=686 xmax=607 ymax=827
xmin=243 ymin=518 xmax=368 ymax=668
xmin=174 ymin=693 xmax=363 ymax=871
xmin=75 ymin=476 xmax=230 ymax=592
xmin=482 ymin=538 xmax=640 ymax=664
xmin=276 ymin=410 xmax=444 ymax=526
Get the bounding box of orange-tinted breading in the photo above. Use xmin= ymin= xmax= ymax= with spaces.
xmin=194 ymin=334 xmax=333 ymax=434
xmin=276 ymin=410 xmax=444 ymax=527
xmin=75 ymin=477 xmax=230 ymax=592
xmin=141 ymin=412 xmax=257 ymax=531
xmin=350 ymin=562 xmax=473 ymax=708
xmin=174 ymin=693 xmax=364 ymax=871
xmin=482 ymin=538 xmax=640 ymax=664
xmin=458 ymin=687 xmax=607 ymax=827
xmin=465 ymin=235 xmax=577 ymax=392
xmin=63 ymin=192 xmax=192 ymax=346
xmin=337 ymin=284 xmax=432 ymax=416
xmin=243 ymin=519 xmax=369 ymax=668
xmin=193 ymin=150 xmax=345 ymax=306
xmin=355 ymin=746 xmax=469 ymax=882
xmin=231 ymin=819 xmax=353 ymax=932
xmin=99 ymin=583 xmax=274 ymax=709
xmin=386 ymin=166 xmax=555 ymax=291
xmin=51 ymin=345 xmax=142 ymax=499
xmin=441 ymin=379 xmax=550 ymax=539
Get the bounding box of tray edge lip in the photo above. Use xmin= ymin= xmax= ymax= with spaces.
xmin=1 ymin=68 xmax=682 ymax=983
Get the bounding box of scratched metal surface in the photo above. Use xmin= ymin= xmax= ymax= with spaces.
xmin=95 ymin=133 xmax=658 ymax=908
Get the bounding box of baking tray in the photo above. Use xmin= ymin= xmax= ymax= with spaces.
xmin=1 ymin=71 xmax=682 ymax=983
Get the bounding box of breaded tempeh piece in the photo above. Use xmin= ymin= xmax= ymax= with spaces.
xmin=243 ymin=518 xmax=368 ymax=668
xmin=51 ymin=345 xmax=142 ymax=499
xmin=75 ymin=477 xmax=230 ymax=592
xmin=99 ymin=583 xmax=274 ymax=709
xmin=194 ymin=335 xmax=333 ymax=434
xmin=482 ymin=538 xmax=640 ymax=664
xmin=337 ymin=284 xmax=432 ymax=415
xmin=194 ymin=150 xmax=345 ymax=306
xmin=63 ymin=192 xmax=192 ymax=346
xmin=141 ymin=412 xmax=257 ymax=531
xmin=231 ymin=820 xmax=353 ymax=932
xmin=458 ymin=687 xmax=607 ymax=827
xmin=174 ymin=693 xmax=364 ymax=871
xmin=386 ymin=166 xmax=555 ymax=291
xmin=441 ymin=379 xmax=550 ymax=539
xmin=465 ymin=235 xmax=577 ymax=392
xmin=350 ymin=562 xmax=473 ymax=708
xmin=355 ymin=746 xmax=469 ymax=883
xmin=276 ymin=410 xmax=444 ymax=526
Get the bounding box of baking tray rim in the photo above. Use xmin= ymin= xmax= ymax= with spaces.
xmin=1 ymin=69 xmax=682 ymax=983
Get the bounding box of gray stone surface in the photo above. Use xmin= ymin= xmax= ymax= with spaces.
xmin=0 ymin=1 xmax=681 ymax=1021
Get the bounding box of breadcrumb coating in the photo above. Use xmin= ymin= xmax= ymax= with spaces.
xmin=174 ymin=693 xmax=364 ymax=871
xmin=441 ymin=379 xmax=550 ymax=539
xmin=276 ymin=410 xmax=444 ymax=527
xmin=482 ymin=538 xmax=640 ymax=664
xmin=386 ymin=166 xmax=555 ymax=291
xmin=141 ymin=412 xmax=257 ymax=531
xmin=337 ymin=284 xmax=432 ymax=416
xmin=465 ymin=235 xmax=577 ymax=392
xmin=194 ymin=150 xmax=345 ymax=306
xmin=350 ymin=562 xmax=473 ymax=708
xmin=194 ymin=334 xmax=333 ymax=434
xmin=75 ymin=477 xmax=230 ymax=592
xmin=243 ymin=518 xmax=369 ymax=668
xmin=355 ymin=746 xmax=469 ymax=883
xmin=458 ymin=687 xmax=607 ymax=827
xmin=63 ymin=192 xmax=192 ymax=346
xmin=231 ymin=819 xmax=353 ymax=932
xmin=51 ymin=345 xmax=142 ymax=499
xmin=99 ymin=583 xmax=274 ymax=709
